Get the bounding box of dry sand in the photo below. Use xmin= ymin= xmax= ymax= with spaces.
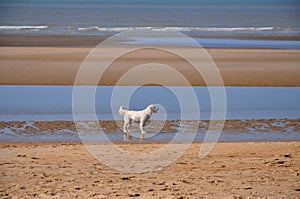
xmin=0 ymin=142 xmax=299 ymax=198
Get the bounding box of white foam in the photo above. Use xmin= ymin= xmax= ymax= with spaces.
xmin=0 ymin=25 xmax=48 ymax=30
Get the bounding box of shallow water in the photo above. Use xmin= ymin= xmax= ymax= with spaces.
xmin=1 ymin=86 xmax=299 ymax=121
xmin=2 ymin=128 xmax=300 ymax=143
xmin=1 ymin=85 xmax=299 ymax=143
xmin=124 ymin=36 xmax=300 ymax=49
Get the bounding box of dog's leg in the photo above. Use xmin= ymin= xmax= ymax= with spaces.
xmin=123 ymin=122 xmax=128 ymax=133
xmin=122 ymin=121 xmax=128 ymax=141
xmin=128 ymin=119 xmax=132 ymax=132
xmin=123 ymin=132 xmax=129 ymax=141
xmin=127 ymin=119 xmax=132 ymax=137
xmin=123 ymin=117 xmax=129 ymax=140
xmin=140 ymin=121 xmax=146 ymax=138
xmin=123 ymin=117 xmax=130 ymax=132
xmin=123 ymin=118 xmax=131 ymax=141
xmin=123 ymin=118 xmax=132 ymax=140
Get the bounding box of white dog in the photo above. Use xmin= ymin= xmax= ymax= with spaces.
xmin=119 ymin=104 xmax=158 ymax=138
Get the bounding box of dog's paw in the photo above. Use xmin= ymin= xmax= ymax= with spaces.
xmin=140 ymin=132 xmax=146 ymax=139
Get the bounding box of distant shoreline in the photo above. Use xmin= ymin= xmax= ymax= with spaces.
xmin=1 ymin=34 xmax=300 ymax=48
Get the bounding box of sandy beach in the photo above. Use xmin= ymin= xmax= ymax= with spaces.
xmin=1 ymin=35 xmax=300 ymax=198
xmin=1 ymin=142 xmax=299 ymax=198
xmin=1 ymin=0 xmax=300 ymax=198
xmin=0 ymin=36 xmax=300 ymax=86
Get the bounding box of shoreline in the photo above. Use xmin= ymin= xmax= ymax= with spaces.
xmin=1 ymin=119 xmax=299 ymax=143
xmin=1 ymin=34 xmax=300 ymax=48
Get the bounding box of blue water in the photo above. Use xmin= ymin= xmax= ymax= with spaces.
xmin=1 ymin=86 xmax=299 ymax=121
xmin=1 ymin=85 xmax=300 ymax=143
xmin=125 ymin=36 xmax=300 ymax=49
xmin=1 ymin=3 xmax=299 ymax=36
xmin=0 ymin=1 xmax=299 ymax=48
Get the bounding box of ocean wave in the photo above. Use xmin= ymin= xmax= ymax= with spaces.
xmin=0 ymin=25 xmax=48 ymax=30
xmin=77 ymin=26 xmax=150 ymax=31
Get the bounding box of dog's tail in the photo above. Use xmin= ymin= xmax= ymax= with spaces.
xmin=119 ymin=106 xmax=127 ymax=115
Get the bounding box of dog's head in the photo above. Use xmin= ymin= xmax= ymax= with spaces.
xmin=148 ymin=104 xmax=159 ymax=113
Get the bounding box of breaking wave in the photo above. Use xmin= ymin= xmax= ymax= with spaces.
xmin=0 ymin=25 xmax=293 ymax=33
xmin=0 ymin=25 xmax=48 ymax=30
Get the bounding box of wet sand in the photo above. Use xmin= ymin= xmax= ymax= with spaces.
xmin=1 ymin=119 xmax=300 ymax=143
xmin=0 ymin=36 xmax=300 ymax=86
xmin=1 ymin=142 xmax=299 ymax=198
xmin=1 ymin=119 xmax=300 ymax=138
xmin=1 ymin=35 xmax=300 ymax=47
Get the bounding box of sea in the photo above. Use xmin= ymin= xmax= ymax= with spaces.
xmin=1 ymin=0 xmax=300 ymax=48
